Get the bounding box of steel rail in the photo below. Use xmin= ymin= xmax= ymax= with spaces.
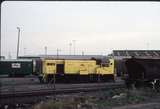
xmin=0 ymin=82 xmax=124 ymax=91
xmin=0 ymin=82 xmax=125 ymax=106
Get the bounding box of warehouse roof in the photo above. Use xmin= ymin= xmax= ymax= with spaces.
xmin=0 ymin=56 xmax=5 ymax=59
xmin=113 ymin=50 xmax=160 ymax=59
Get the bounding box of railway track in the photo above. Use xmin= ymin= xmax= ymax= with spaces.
xmin=0 ymin=82 xmax=122 ymax=91
xmin=0 ymin=82 xmax=125 ymax=106
xmin=0 ymin=76 xmax=40 ymax=86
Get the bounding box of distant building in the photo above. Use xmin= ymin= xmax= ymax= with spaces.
xmin=18 ymin=56 xmax=41 ymax=59
xmin=113 ymin=50 xmax=160 ymax=60
xmin=0 ymin=56 xmax=5 ymax=60
xmin=18 ymin=55 xmax=106 ymax=60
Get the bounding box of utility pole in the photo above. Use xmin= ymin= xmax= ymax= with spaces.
xmin=8 ymin=52 xmax=12 ymax=59
xmin=16 ymin=27 xmax=20 ymax=59
xmin=24 ymin=47 xmax=26 ymax=55
xmin=72 ymin=40 xmax=76 ymax=55
xmin=82 ymin=51 xmax=84 ymax=56
xmin=56 ymin=48 xmax=61 ymax=59
xmin=69 ymin=43 xmax=72 ymax=55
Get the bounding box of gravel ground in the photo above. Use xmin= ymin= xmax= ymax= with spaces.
xmin=31 ymin=87 xmax=160 ymax=109
xmin=112 ymin=103 xmax=160 ymax=109
xmin=2 ymin=87 xmax=160 ymax=109
xmin=0 ymin=77 xmax=40 ymax=86
xmin=1 ymin=77 xmax=160 ymax=109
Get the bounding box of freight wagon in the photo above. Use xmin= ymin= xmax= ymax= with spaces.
xmin=0 ymin=59 xmax=33 ymax=77
xmin=122 ymin=57 xmax=160 ymax=89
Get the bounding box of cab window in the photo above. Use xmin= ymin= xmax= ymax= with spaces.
xmin=47 ymin=63 xmax=55 ymax=66
xmin=102 ymin=63 xmax=109 ymax=67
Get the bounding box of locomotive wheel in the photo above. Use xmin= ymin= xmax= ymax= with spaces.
xmin=38 ymin=76 xmax=45 ymax=83
xmin=40 ymin=76 xmax=48 ymax=84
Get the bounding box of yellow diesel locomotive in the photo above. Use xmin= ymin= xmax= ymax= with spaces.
xmin=38 ymin=58 xmax=115 ymax=83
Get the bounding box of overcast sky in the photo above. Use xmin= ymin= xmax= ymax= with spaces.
xmin=1 ymin=1 xmax=160 ymax=59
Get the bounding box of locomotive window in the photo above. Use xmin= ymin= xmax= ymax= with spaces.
xmin=106 ymin=63 xmax=109 ymax=67
xmin=102 ymin=64 xmax=105 ymax=67
xmin=102 ymin=63 xmax=109 ymax=67
xmin=47 ymin=63 xmax=55 ymax=66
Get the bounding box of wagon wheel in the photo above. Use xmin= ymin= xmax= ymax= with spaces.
xmin=125 ymin=79 xmax=134 ymax=89
xmin=154 ymin=79 xmax=160 ymax=92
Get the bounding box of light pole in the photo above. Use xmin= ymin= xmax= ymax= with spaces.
xmin=45 ymin=46 xmax=47 ymax=56
xmin=17 ymin=27 xmax=20 ymax=59
xmin=54 ymin=48 xmax=61 ymax=102
xmin=0 ymin=24 xmax=2 ymax=60
xmin=69 ymin=43 xmax=72 ymax=55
